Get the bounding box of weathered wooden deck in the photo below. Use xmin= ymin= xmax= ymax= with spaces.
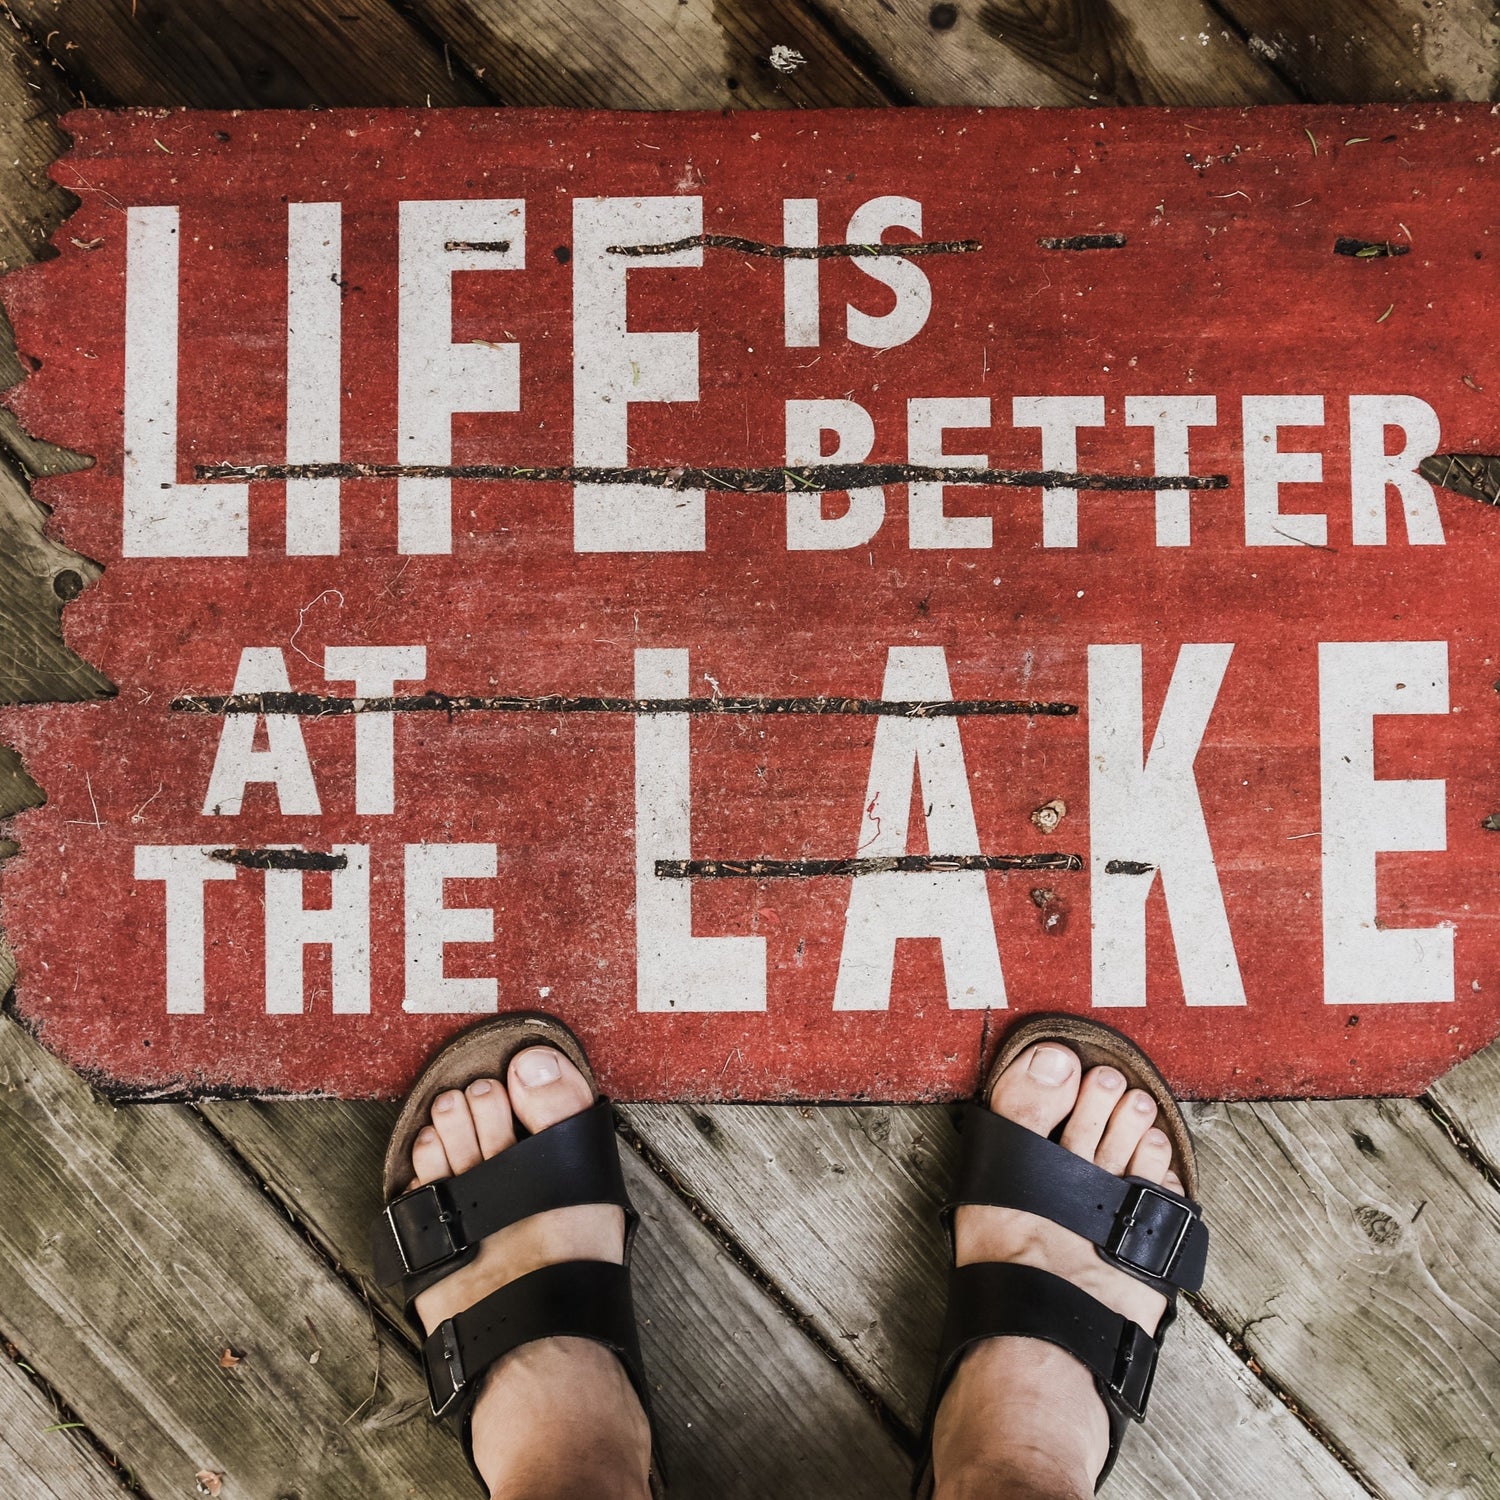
xmin=0 ymin=3 xmax=1498 ymax=1496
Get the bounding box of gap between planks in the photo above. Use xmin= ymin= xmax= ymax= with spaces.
xmin=195 ymin=1089 xmax=912 ymax=1497
xmin=621 ymin=1099 xmax=1376 ymax=1500
xmin=0 ymin=1337 xmax=141 ymax=1499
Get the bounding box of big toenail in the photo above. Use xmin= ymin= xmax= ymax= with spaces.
xmin=1027 ymin=1045 xmax=1074 ymax=1085
xmin=1133 ymin=1093 xmax=1155 ymax=1113
xmin=468 ymin=1080 xmax=492 ymax=1096
xmin=1097 ymin=1068 xmax=1124 ymax=1091
xmin=515 ymin=1048 xmax=562 ymax=1086
xmin=434 ymin=1093 xmax=456 ymax=1113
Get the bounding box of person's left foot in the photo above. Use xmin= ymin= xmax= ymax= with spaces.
xmin=407 ymin=1047 xmax=652 ymax=1500
xmin=930 ymin=1042 xmax=1182 ymax=1499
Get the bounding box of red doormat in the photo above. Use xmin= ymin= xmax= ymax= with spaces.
xmin=3 ymin=105 xmax=1497 ymax=1099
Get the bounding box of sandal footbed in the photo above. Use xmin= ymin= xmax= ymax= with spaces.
xmin=981 ymin=1012 xmax=1199 ymax=1200
xmin=381 ymin=1011 xmax=596 ymax=1202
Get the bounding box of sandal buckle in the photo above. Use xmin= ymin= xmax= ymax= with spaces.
xmin=1108 ymin=1320 xmax=1159 ymax=1421
xmin=1106 ymin=1182 xmax=1195 ymax=1283
xmin=424 ymin=1318 xmax=467 ymax=1419
xmin=384 ymin=1180 xmax=463 ymax=1276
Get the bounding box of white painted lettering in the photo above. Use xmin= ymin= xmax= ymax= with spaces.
xmin=403 ymin=843 xmax=499 ymax=1013
xmin=1124 ymin=395 xmax=1218 ymax=547
xmin=785 ymin=398 xmax=884 ymax=550
xmin=134 ymin=845 xmax=237 ymax=1015
xmin=1089 ymin=643 xmax=1245 ymax=1007
xmin=908 ymin=397 xmax=991 ymax=549
xmin=846 ymin=197 xmax=931 ymax=349
xmin=573 ymin=197 xmax=703 ymax=551
xmin=285 ymin=202 xmax=343 ymax=555
xmin=397 ymin=200 xmax=523 ymax=554
xmin=1012 ymin=396 xmax=1106 ymax=548
xmin=264 ymin=845 xmax=370 ymax=1014
xmin=634 ymin=649 xmax=766 ymax=1010
xmin=1320 ymin=641 xmax=1452 ymax=1005
xmin=1243 ymin=394 xmax=1325 ymax=547
xmin=202 ymin=648 xmax=321 ymax=816
xmin=1348 ymin=395 xmax=1444 ymax=546
xmin=123 ymin=207 xmax=248 ymax=556
xmin=783 ymin=198 xmax=820 ymax=347
xmin=834 ymin=647 xmax=1004 ymax=1011
xmin=322 ymin=645 xmax=426 ymax=815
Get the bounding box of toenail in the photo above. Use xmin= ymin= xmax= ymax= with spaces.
xmin=417 ymin=1126 xmax=437 ymax=1144
xmin=515 ymin=1048 xmax=562 ymax=1087
xmin=468 ymin=1079 xmax=492 ymax=1096
xmin=1145 ymin=1128 xmax=1168 ymax=1147
xmin=1026 ymin=1045 xmax=1074 ymax=1085
xmin=1096 ymin=1068 xmax=1124 ymax=1091
xmin=434 ymin=1093 xmax=457 ymax=1113
xmin=1133 ymin=1093 xmax=1156 ymax=1113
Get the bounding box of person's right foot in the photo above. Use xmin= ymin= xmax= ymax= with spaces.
xmin=931 ymin=1042 xmax=1184 ymax=1500
xmin=407 ymin=1046 xmax=652 ymax=1500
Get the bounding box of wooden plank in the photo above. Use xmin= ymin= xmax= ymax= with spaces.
xmin=201 ymin=1096 xmax=912 ymax=1497
xmin=0 ymin=461 xmax=111 ymax=707
xmin=1 ymin=0 xmax=491 ymax=108
xmin=0 ymin=31 xmax=117 ymax=718
xmin=621 ymin=1101 xmax=1371 ymax=1500
xmin=0 ymin=1349 xmax=130 ymax=1498
xmin=1210 ymin=0 xmax=1500 ymax=102
xmin=404 ymin=0 xmax=889 ymax=109
xmin=0 ymin=29 xmax=75 ymax=295
xmin=1190 ymin=1098 xmax=1500 ymax=1497
xmin=0 ymin=1011 xmax=497 ymax=1500
xmin=817 ymin=0 xmax=1293 ymax=105
xmin=1428 ymin=1039 xmax=1500 ymax=1179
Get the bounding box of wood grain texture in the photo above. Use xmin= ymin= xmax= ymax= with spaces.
xmin=0 ymin=1349 xmax=129 ymax=1498
xmin=622 ymin=1101 xmax=1371 ymax=1500
xmin=201 ymin=1096 xmax=913 ymax=1497
xmin=1429 ymin=1041 xmax=1500 ymax=1178
xmin=0 ymin=461 xmax=111 ymax=706
xmin=817 ymin=0 xmax=1294 ymax=106
xmin=404 ymin=0 xmax=889 ymax=108
xmin=1 ymin=0 xmax=492 ymax=108
xmin=0 ymin=30 xmax=74 ymax=287
xmin=1212 ymin=0 xmax=1500 ymax=102
xmin=0 ymin=1013 xmax=490 ymax=1500
xmin=0 ymin=28 xmax=115 ymax=715
xmin=1190 ymin=1098 xmax=1500 ymax=1497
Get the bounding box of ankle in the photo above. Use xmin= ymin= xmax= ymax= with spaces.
xmin=935 ymin=1451 xmax=1092 ymax=1500
xmin=469 ymin=1338 xmax=652 ymax=1500
xmin=930 ymin=1338 xmax=1107 ymax=1499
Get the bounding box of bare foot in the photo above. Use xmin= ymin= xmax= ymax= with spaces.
xmin=408 ymin=1046 xmax=651 ymax=1500
xmin=932 ymin=1043 xmax=1182 ymax=1500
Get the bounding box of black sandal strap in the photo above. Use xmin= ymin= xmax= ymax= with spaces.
xmin=919 ymin=1262 xmax=1167 ymax=1494
xmin=947 ymin=1106 xmax=1209 ymax=1294
xmin=372 ymin=1099 xmax=633 ymax=1291
xmin=422 ymin=1259 xmax=651 ymax=1423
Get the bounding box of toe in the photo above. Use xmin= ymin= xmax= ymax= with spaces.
xmin=507 ymin=1046 xmax=595 ymax=1134
xmin=411 ymin=1124 xmax=451 ymax=1186
xmin=1125 ymin=1127 xmax=1173 ymax=1184
xmin=1095 ymin=1088 xmax=1159 ymax=1175
xmin=431 ymin=1089 xmax=483 ymax=1175
xmin=1058 ymin=1066 xmax=1126 ymax=1158
xmin=465 ymin=1078 xmax=516 ymax=1157
xmin=987 ymin=1043 xmax=1082 ymax=1135
xmin=1163 ymin=1168 xmax=1185 ymax=1195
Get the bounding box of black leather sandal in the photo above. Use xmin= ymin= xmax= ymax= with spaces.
xmin=370 ymin=1012 xmax=665 ymax=1495
xmin=913 ymin=1014 xmax=1210 ymax=1497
